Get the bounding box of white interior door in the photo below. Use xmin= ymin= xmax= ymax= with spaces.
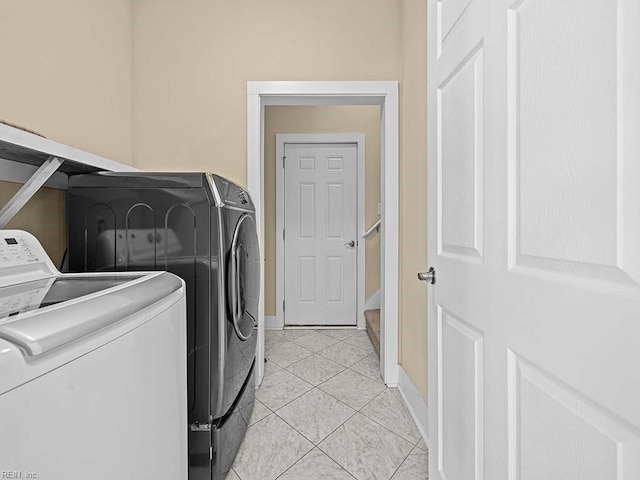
xmin=284 ymin=143 xmax=358 ymax=326
xmin=427 ymin=1 xmax=640 ymax=479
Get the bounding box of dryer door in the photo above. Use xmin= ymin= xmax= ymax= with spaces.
xmin=228 ymin=214 xmax=259 ymax=341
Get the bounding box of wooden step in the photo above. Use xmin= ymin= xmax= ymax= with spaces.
xmin=364 ymin=309 xmax=380 ymax=355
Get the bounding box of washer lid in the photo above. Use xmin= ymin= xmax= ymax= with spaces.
xmin=0 ymin=275 xmax=144 ymax=320
xmin=0 ymin=272 xmax=183 ymax=356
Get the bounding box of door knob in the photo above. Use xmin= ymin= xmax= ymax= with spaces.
xmin=344 ymin=240 xmax=356 ymax=248
xmin=418 ymin=267 xmax=436 ymax=284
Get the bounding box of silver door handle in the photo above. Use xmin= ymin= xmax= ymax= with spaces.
xmin=417 ymin=267 xmax=436 ymax=284
xmin=344 ymin=240 xmax=356 ymax=248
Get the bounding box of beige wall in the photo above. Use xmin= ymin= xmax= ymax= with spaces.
xmin=0 ymin=0 xmax=133 ymax=285
xmin=0 ymin=0 xmax=428 ymax=402
xmin=264 ymin=105 xmax=381 ymax=316
xmin=0 ymin=0 xmax=134 ymax=164
xmin=399 ymin=0 xmax=428 ymax=400
xmin=132 ymin=0 xmax=402 ymax=180
xmin=0 ymin=181 xmax=67 ymax=266
xmin=133 ymin=0 xmax=428 ymax=402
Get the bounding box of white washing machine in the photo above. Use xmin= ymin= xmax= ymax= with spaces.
xmin=0 ymin=230 xmax=188 ymax=480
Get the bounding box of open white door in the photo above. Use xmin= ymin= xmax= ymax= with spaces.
xmin=427 ymin=1 xmax=640 ymax=479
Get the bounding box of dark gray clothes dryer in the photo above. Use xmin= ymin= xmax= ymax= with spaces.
xmin=66 ymin=172 xmax=259 ymax=480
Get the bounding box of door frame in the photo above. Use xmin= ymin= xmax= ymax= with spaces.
xmin=275 ymin=134 xmax=366 ymax=330
xmin=247 ymin=81 xmax=399 ymax=387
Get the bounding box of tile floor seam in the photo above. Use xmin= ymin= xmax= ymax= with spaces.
xmin=257 ymin=378 xmax=314 ymax=412
xmin=273 ymin=380 xmax=353 ymax=416
xmin=316 ymin=368 xmax=387 ymax=411
xmin=255 ymin=398 xmax=274 ymax=414
xmin=272 ymin=386 xmax=358 ymax=446
xmin=415 ymin=439 xmax=429 ymax=453
xmin=387 ymin=448 xmax=414 ymax=480
xmin=354 ymin=378 xmax=390 ymax=409
xmin=266 ymin=383 xmax=316 ymax=415
xmin=315 ymin=443 xmax=340 ymax=471
xmin=351 ymin=367 xmax=381 ymax=379
xmin=315 ymin=381 xmax=378 ymax=412
xmin=315 ymin=426 xmax=390 ymax=480
xmin=267 ymin=339 xmax=396 ymax=443
xmin=313 ymin=372 xmax=387 ymax=415
xmin=277 ymin=404 xmax=358 ymax=448
xmin=346 ymin=364 xmax=384 ymax=385
xmin=328 ymin=455 xmax=360 ymax=480
xmin=245 ymin=329 xmax=427 ymax=480
xmin=296 ymin=337 xmax=371 ymax=369
xmin=272 ymin=449 xmax=310 ymax=480
xmin=243 ymin=399 xmax=274 ymax=428
xmin=244 ymin=410 xmax=275 ymax=431
xmin=233 ymin=413 xmax=315 ymax=480
xmin=354 ymin=387 xmax=424 ymax=446
xmin=283 ymin=356 xmax=349 ymax=386
xmin=317 ymin=412 xmax=416 ymax=480
xmin=315 ymin=329 xmax=359 ymax=339
xmin=265 ymin=342 xmax=315 ymax=369
xmin=272 ymin=412 xmax=320 ymax=447
xmin=315 ymin=378 xmax=367 ymax=410
xmin=311 ymin=448 xmax=360 ymax=480
xmin=391 ymin=442 xmax=429 ymax=480
xmin=313 ymin=386 xmax=358 ymax=413
xmin=273 ymin=447 xmax=359 ymax=480
xmin=316 ymin=347 xmax=369 ymax=369
xmin=290 ymin=332 xmax=342 ymax=350
xmin=411 ymin=444 xmax=427 ymax=455
xmin=359 ymin=408 xmax=422 ymax=446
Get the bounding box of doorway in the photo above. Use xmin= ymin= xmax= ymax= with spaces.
xmin=276 ymin=136 xmax=366 ymax=328
xmin=247 ymin=81 xmax=399 ymax=386
xmin=283 ymin=143 xmax=358 ymax=327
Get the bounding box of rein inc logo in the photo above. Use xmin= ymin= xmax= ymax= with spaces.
xmin=1 ymin=472 xmax=38 ymax=479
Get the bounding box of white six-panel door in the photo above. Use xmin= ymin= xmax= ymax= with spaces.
xmin=427 ymin=1 xmax=640 ymax=479
xmin=284 ymin=143 xmax=358 ymax=326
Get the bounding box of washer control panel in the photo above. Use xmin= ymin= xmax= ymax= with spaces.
xmin=0 ymin=231 xmax=56 ymax=280
xmin=0 ymin=233 xmax=44 ymax=268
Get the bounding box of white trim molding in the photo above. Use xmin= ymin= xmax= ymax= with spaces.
xmin=275 ymin=133 xmax=367 ymax=330
xmin=398 ymin=366 xmax=429 ymax=446
xmin=264 ymin=315 xmax=284 ymax=330
xmin=0 ymin=122 xmax=138 ymax=174
xmin=247 ymin=81 xmax=399 ymax=388
xmin=364 ymin=289 xmax=381 ymax=311
xmin=0 ymin=158 xmax=68 ymax=190
xmin=0 ymin=122 xmax=138 ymax=227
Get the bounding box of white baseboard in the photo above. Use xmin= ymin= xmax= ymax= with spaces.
xmin=397 ymin=365 xmax=428 ymax=446
xmin=364 ymin=289 xmax=381 ymax=311
xmin=360 ymin=289 xmax=381 ymax=330
xmin=264 ymin=315 xmax=283 ymax=330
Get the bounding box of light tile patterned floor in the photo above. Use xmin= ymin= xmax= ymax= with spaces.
xmin=231 ymin=329 xmax=428 ymax=480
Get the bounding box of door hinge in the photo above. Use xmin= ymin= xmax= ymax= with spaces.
xmin=283 ymin=229 xmax=285 ymax=240
xmin=190 ymin=421 xmax=212 ymax=432
xmin=283 ymin=300 xmax=285 ymax=312
xmin=283 ymin=156 xmax=286 ymax=168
